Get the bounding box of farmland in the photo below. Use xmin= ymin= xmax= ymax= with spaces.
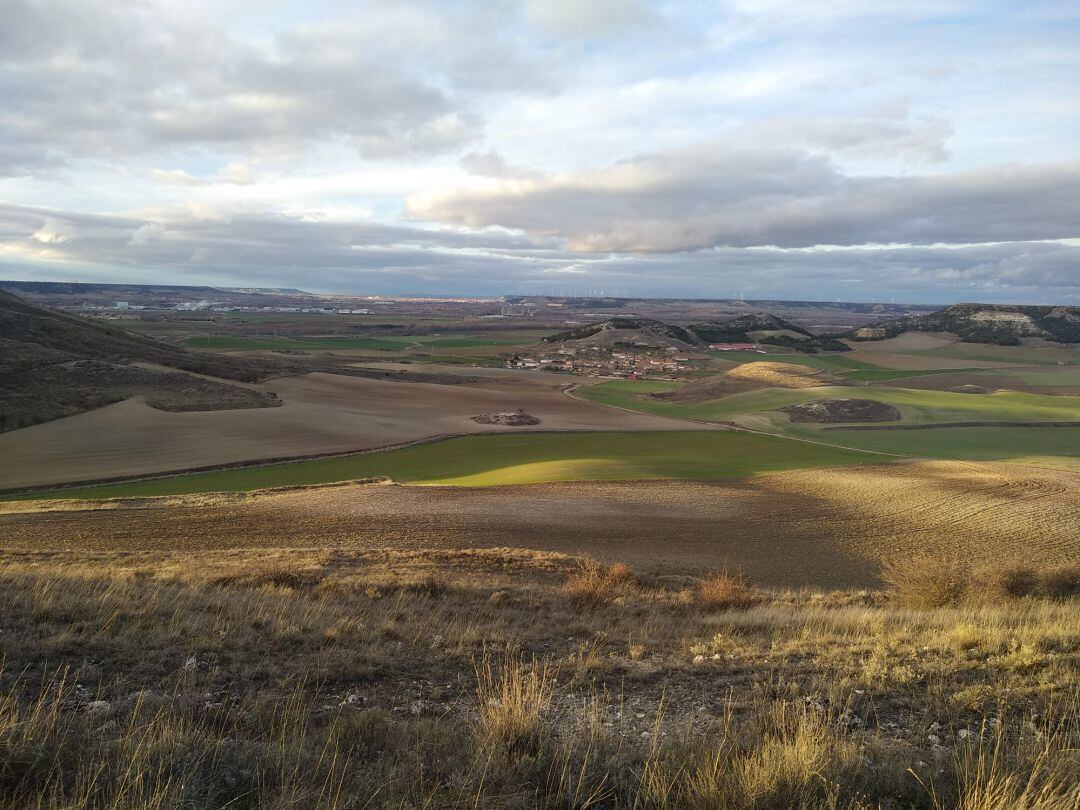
xmin=14 ymin=430 xmax=885 ymax=499
xmin=576 ymin=380 xmax=1080 ymax=466
xmin=2 ymin=289 xmax=1080 ymax=809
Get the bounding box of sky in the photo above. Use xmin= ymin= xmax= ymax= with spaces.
xmin=0 ymin=0 xmax=1078 ymax=304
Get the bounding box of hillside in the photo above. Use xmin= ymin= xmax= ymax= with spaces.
xmin=0 ymin=290 xmax=284 ymax=431
xmin=689 ymin=313 xmax=851 ymax=352
xmin=542 ymin=317 xmax=697 ymax=348
xmin=655 ymin=361 xmax=850 ymax=403
xmin=544 ymin=313 xmax=850 ymax=353
xmin=849 ymin=303 xmax=1080 ymax=346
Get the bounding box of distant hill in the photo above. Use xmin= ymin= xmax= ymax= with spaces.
xmin=688 ymin=313 xmax=851 ymax=353
xmin=544 ymin=313 xmax=850 ymax=353
xmin=542 ymin=317 xmax=697 ymax=348
xmin=848 ymin=304 xmax=1080 ymax=346
xmin=0 ymin=290 xmax=283 ymax=431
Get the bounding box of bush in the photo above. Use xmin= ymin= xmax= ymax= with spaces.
xmin=984 ymin=566 xmax=1040 ymax=600
xmin=1042 ymin=565 xmax=1080 ymax=600
xmin=561 ymin=560 xmax=634 ymax=606
xmin=880 ymin=555 xmax=969 ymax=608
xmin=695 ymin=571 xmax=762 ymax=612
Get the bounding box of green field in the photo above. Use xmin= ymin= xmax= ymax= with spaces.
xmin=822 ymin=426 xmax=1080 ymax=468
xmin=707 ymin=351 xmax=880 ymax=371
xmin=183 ymin=333 xmax=542 ymax=351
xmin=18 ymin=432 xmax=887 ymax=500
xmin=838 ymin=368 xmax=982 ymax=382
xmin=911 ymin=343 xmax=1080 ymax=366
xmin=576 ymin=380 xmax=1080 ymax=464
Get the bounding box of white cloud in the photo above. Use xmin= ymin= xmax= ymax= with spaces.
xmin=31 ymin=217 xmax=74 ymax=244
xmin=129 ymin=222 xmax=166 ymax=246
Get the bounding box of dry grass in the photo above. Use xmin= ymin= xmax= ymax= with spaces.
xmin=694 ymin=570 xmax=763 ymax=612
xmin=0 ymin=547 xmax=1076 ymax=807
xmin=882 ymin=554 xmax=971 ymax=608
xmin=560 ymin=558 xmax=635 ymax=605
xmin=884 ymin=556 xmax=1080 ymax=608
xmin=474 ymin=654 xmax=553 ymax=753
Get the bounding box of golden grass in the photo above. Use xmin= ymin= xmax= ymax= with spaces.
xmin=694 ymin=570 xmax=764 ymax=612
xmin=0 ymin=547 xmax=1076 ymax=807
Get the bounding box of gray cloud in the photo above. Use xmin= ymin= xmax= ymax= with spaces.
xmin=0 ymin=0 xmax=557 ymax=175
xmin=2 ymin=202 xmax=1078 ymax=303
xmin=410 ymin=142 xmax=1080 ymax=252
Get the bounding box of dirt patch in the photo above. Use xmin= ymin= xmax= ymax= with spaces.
xmin=471 ymin=410 xmax=541 ymax=426
xmin=657 ymin=362 xmax=849 ymax=403
xmin=781 ymin=398 xmax=901 ymax=424
xmin=948 ymin=384 xmax=990 ymax=394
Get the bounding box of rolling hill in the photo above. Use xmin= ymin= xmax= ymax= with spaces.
xmin=0 ymin=289 xmax=284 ymax=431
xmin=655 ymin=361 xmax=851 ymax=403
xmin=849 ymin=303 xmax=1080 ymax=346
xmin=543 ymin=313 xmax=851 ymax=353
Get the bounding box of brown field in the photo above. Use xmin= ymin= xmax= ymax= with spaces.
xmin=0 ymin=371 xmax=707 ymax=489
xmin=4 ymin=460 xmax=1076 ymax=589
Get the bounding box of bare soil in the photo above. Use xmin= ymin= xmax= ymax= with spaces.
xmin=4 ymin=461 xmax=1075 ymax=589
xmin=0 ymin=372 xmax=713 ymax=489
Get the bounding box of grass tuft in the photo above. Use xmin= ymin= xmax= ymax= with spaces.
xmin=695 ymin=570 xmax=762 ymax=612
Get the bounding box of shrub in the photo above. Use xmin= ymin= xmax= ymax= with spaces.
xmin=984 ymin=566 xmax=1040 ymax=600
xmin=1041 ymin=565 xmax=1080 ymax=600
xmin=880 ymin=554 xmax=969 ymax=608
xmin=561 ymin=560 xmax=634 ymax=606
xmin=695 ymin=571 xmax=762 ymax=612
xmin=211 ymin=567 xmax=320 ymax=591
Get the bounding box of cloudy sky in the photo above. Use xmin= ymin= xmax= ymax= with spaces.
xmin=1 ymin=0 xmax=1078 ymax=303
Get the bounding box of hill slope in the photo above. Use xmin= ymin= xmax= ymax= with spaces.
xmin=849 ymin=304 xmax=1080 ymax=346
xmin=544 ymin=313 xmax=849 ymax=353
xmin=656 ymin=361 xmax=850 ymax=403
xmin=0 ymin=290 xmax=283 ymax=431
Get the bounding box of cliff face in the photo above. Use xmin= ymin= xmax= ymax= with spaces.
xmin=849 ymin=304 xmax=1080 ymax=345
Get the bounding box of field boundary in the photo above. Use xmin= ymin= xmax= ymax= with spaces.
xmin=564 ymin=383 xmax=912 ymax=458
xmin=0 ymin=427 xmax=722 ymax=499
xmin=823 ymin=420 xmax=1080 ymax=431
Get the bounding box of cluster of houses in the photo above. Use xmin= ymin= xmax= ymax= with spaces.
xmin=506 ymin=345 xmax=694 ymax=379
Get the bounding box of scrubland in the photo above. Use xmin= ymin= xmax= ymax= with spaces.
xmin=0 ymin=547 xmax=1077 ymax=808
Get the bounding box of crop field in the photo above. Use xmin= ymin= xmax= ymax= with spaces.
xmin=0 ymin=373 xmax=703 ymax=490
xmin=3 ymin=460 xmax=1076 ymax=582
xmin=705 ymin=350 xmax=880 ymax=370
xmin=184 ymin=332 xmax=545 ymax=351
xmin=12 ymin=431 xmax=886 ymax=499
xmin=576 ymin=380 xmax=1080 ymax=465
xmin=911 ymin=341 xmax=1080 ymax=366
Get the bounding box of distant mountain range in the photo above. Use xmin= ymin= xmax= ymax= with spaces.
xmin=543 ymin=314 xmax=850 ymax=353
xmin=847 ymin=304 xmax=1080 ymax=345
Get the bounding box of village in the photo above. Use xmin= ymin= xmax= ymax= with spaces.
xmin=505 ymin=342 xmax=763 ymax=379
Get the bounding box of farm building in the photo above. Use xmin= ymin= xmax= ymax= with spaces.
xmin=708 ymin=342 xmax=759 ymax=351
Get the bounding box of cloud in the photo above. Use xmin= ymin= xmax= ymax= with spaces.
xmin=0 ymin=0 xmax=555 ymax=176
xmin=3 ymin=202 xmax=1079 ymax=303
xmin=524 ymin=0 xmax=657 ymax=39
xmin=410 ymin=142 xmax=1080 ymax=252
xmin=129 ymin=222 xmax=166 ymax=246
xmin=31 ymin=217 xmax=75 ymax=244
